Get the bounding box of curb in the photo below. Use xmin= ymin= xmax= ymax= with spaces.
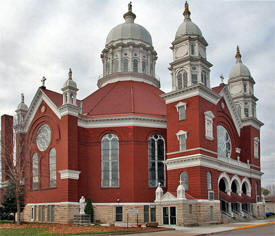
xmin=197 ymin=221 xmax=275 ymax=235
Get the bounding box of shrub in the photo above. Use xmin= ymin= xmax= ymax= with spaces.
xmin=84 ymin=198 xmax=94 ymax=223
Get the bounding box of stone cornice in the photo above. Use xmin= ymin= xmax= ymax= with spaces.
xmin=242 ymin=117 xmax=264 ymax=129
xmin=169 ymin=55 xmax=213 ymax=68
xmin=78 ymin=115 xmax=167 ymax=129
xmin=161 ymin=84 xmax=220 ymax=105
xmin=166 ymin=154 xmax=263 ymax=179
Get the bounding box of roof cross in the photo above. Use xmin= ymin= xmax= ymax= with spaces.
xmin=41 ymin=76 xmax=46 ymax=87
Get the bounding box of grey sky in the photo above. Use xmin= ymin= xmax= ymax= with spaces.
xmin=0 ymin=0 xmax=274 ymax=187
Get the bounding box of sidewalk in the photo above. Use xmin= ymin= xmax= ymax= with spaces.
xmin=126 ymin=219 xmax=275 ymax=236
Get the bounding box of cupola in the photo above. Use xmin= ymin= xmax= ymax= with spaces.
xmin=99 ymin=2 xmax=159 ymax=88
xmin=62 ymin=68 xmax=78 ymax=106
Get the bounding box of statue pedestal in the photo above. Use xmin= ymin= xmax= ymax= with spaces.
xmin=73 ymin=214 xmax=91 ymax=226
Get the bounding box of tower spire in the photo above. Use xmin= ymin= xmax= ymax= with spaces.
xmin=183 ymin=1 xmax=191 ymax=20
xmin=68 ymin=68 xmax=72 ymax=80
xmin=235 ymin=45 xmax=242 ymax=63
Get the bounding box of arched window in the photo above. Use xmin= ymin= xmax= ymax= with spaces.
xmin=177 ymin=70 xmax=188 ymax=89
xmin=106 ymin=61 xmax=110 ymax=74
xmin=123 ymin=58 xmax=128 ymax=72
xmin=217 ymin=126 xmax=232 ymax=158
xmin=49 ymin=148 xmax=56 ymax=188
xmin=148 ymin=134 xmax=165 ymax=187
xmin=101 ymin=134 xmax=119 ymax=187
xmin=113 ymin=59 xmax=119 ymax=73
xmin=32 ymin=153 xmax=39 ymax=190
xmin=207 ymin=172 xmax=212 ymax=190
xmin=180 ymin=171 xmax=188 ymax=190
xmin=231 ymin=180 xmax=237 ymax=193
xmin=242 ymin=183 xmax=247 ymax=195
xmin=133 ymin=59 xmax=138 ymax=72
xmin=201 ymin=71 xmax=207 ymax=86
xmin=142 ymin=60 xmax=147 ymax=73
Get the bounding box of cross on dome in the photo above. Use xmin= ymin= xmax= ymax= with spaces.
xmin=128 ymin=2 xmax=132 ymax=12
xmin=124 ymin=2 xmax=136 ymax=22
xmin=21 ymin=93 xmax=24 ymax=103
xmin=69 ymin=68 xmax=72 ymax=80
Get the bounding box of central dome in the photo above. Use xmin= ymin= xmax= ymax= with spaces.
xmin=106 ymin=22 xmax=152 ymax=46
xmin=105 ymin=5 xmax=152 ymax=46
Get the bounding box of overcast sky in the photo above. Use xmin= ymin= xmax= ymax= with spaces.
xmin=0 ymin=0 xmax=274 ymax=187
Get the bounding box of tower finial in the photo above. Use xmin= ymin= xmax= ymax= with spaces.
xmin=235 ymin=45 xmax=242 ymax=63
xmin=69 ymin=68 xmax=72 ymax=80
xmin=183 ymin=1 xmax=191 ymax=20
xmin=41 ymin=76 xmax=46 ymax=88
xmin=21 ymin=93 xmax=24 ymax=103
xmin=128 ymin=1 xmax=132 ymax=12
xmin=220 ymin=74 xmax=225 ymax=85
xmin=124 ymin=2 xmax=136 ymax=22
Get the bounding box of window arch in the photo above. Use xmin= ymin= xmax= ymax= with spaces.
xmin=207 ymin=172 xmax=212 ymax=190
xmin=148 ymin=134 xmax=165 ymax=187
xmin=123 ymin=58 xmax=128 ymax=72
xmin=49 ymin=148 xmax=56 ymax=188
xmin=101 ymin=134 xmax=119 ymax=187
xmin=180 ymin=171 xmax=188 ymax=190
xmin=32 ymin=153 xmax=39 ymax=190
xmin=217 ymin=125 xmax=232 ymax=158
xmin=177 ymin=70 xmax=188 ymax=89
xmin=133 ymin=59 xmax=138 ymax=72
xmin=142 ymin=60 xmax=147 ymax=73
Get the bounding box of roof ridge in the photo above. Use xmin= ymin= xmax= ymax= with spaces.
xmin=86 ymin=83 xmax=117 ymax=115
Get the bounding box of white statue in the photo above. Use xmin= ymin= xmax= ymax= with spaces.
xmin=79 ymin=196 xmax=86 ymax=215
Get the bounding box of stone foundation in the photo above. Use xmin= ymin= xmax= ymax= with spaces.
xmin=251 ymin=202 xmax=266 ymax=219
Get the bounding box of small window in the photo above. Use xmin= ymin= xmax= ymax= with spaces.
xmin=189 ymin=204 xmax=192 ymax=214
xmin=191 ymin=74 xmax=198 ymax=85
xmin=133 ymin=59 xmax=138 ymax=72
xmin=207 ymin=172 xmax=212 ymax=190
xmin=180 ymin=171 xmax=188 ymax=190
xmin=150 ymin=206 xmax=156 ymax=222
xmin=115 ymin=206 xmax=123 ymax=222
xmin=31 ymin=207 xmax=34 ymax=220
xmin=177 ymin=70 xmax=188 ymax=90
xmin=144 ymin=205 xmax=149 ymax=223
xmin=177 ymin=130 xmax=187 ymax=151
xmin=254 ymin=137 xmax=259 ymax=158
xmin=204 ymin=111 xmax=214 ymax=140
xmin=208 ymin=191 xmax=214 ymax=200
xmin=123 ymin=58 xmax=128 ymax=72
xmin=244 ymin=83 xmax=247 ymax=93
xmin=244 ymin=107 xmax=249 ymax=117
xmin=191 ymin=44 xmax=195 ymax=55
xmin=176 ymin=102 xmax=187 ymax=121
xmin=201 ymin=71 xmax=207 ymax=86
xmin=113 ymin=60 xmax=119 ymax=73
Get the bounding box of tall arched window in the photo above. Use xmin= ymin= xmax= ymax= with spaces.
xmin=177 ymin=70 xmax=188 ymax=89
xmin=32 ymin=153 xmax=39 ymax=190
xmin=133 ymin=59 xmax=138 ymax=72
xmin=207 ymin=172 xmax=212 ymax=190
xmin=180 ymin=171 xmax=188 ymax=190
xmin=217 ymin=125 xmax=232 ymax=158
xmin=101 ymin=134 xmax=119 ymax=187
xmin=148 ymin=134 xmax=165 ymax=187
xmin=123 ymin=58 xmax=128 ymax=72
xmin=113 ymin=59 xmax=119 ymax=73
xmin=49 ymin=148 xmax=56 ymax=188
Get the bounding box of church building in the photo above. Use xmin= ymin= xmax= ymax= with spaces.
xmin=1 ymin=2 xmax=265 ymax=226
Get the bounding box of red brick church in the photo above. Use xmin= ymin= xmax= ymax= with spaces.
xmin=1 ymin=2 xmax=265 ymax=225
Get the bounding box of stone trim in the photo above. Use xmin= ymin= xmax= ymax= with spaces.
xmin=59 ymin=169 xmax=81 ymax=180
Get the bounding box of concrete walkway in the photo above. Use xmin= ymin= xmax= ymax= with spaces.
xmin=124 ymin=219 xmax=275 ymax=236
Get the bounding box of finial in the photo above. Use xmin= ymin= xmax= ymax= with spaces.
xmin=128 ymin=2 xmax=132 ymax=12
xmin=68 ymin=68 xmax=72 ymax=80
xmin=157 ymin=182 xmax=161 ymax=188
xmin=183 ymin=1 xmax=191 ymax=20
xmin=124 ymin=2 xmax=136 ymax=22
xmin=219 ymin=74 xmax=225 ymax=86
xmin=21 ymin=93 xmax=24 ymax=103
xmin=235 ymin=45 xmax=242 ymax=63
xmin=179 ymin=180 xmax=183 ymax=185
xmin=41 ymin=76 xmax=46 ymax=88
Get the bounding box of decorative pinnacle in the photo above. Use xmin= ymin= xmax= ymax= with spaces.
xmin=21 ymin=93 xmax=24 ymax=103
xmin=128 ymin=1 xmax=132 ymax=12
xmin=183 ymin=1 xmax=191 ymax=20
xmin=235 ymin=45 xmax=242 ymax=63
xmin=68 ymin=68 xmax=72 ymax=80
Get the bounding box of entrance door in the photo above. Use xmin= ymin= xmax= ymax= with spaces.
xmin=162 ymin=207 xmax=176 ymax=225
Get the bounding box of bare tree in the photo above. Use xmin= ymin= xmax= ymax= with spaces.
xmin=1 ymin=116 xmax=27 ymax=224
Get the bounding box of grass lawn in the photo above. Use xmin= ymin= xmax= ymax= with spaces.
xmin=0 ymin=223 xmax=171 ymax=235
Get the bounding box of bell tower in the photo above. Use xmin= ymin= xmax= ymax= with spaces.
xmin=170 ymin=1 xmax=212 ymax=91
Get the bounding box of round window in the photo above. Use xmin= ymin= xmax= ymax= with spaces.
xmin=36 ymin=124 xmax=51 ymax=152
